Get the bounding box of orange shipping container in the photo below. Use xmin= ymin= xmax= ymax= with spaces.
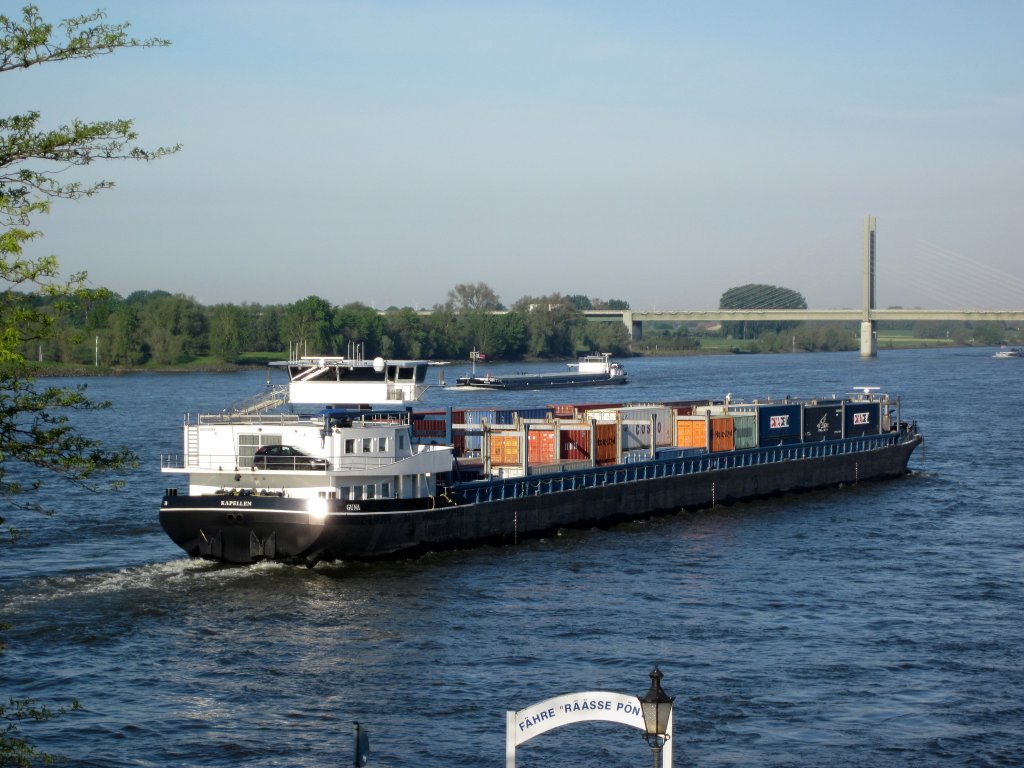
xmin=676 ymin=417 xmax=707 ymax=449
xmin=594 ymin=422 xmax=618 ymax=464
xmin=527 ymin=430 xmax=556 ymax=465
xmin=490 ymin=434 xmax=521 ymax=466
xmin=710 ymin=416 xmax=735 ymax=452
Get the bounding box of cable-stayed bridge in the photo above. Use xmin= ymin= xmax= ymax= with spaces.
xmin=584 ymin=218 xmax=1024 ymax=357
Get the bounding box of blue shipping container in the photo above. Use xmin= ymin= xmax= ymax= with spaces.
xmin=757 ymin=404 xmax=802 ymax=446
xmin=803 ymin=405 xmax=843 ymax=442
xmin=844 ymin=402 xmax=881 ymax=437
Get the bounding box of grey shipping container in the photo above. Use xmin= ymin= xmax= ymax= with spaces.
xmin=732 ymin=413 xmax=757 ymax=449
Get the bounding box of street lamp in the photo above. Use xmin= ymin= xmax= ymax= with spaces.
xmin=638 ymin=665 xmax=675 ymax=768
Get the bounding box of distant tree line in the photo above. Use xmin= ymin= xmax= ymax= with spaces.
xmin=22 ymin=280 xmax=1018 ymax=368
xmin=24 ymin=282 xmax=634 ymax=366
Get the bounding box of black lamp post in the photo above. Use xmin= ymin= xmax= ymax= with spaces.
xmin=638 ymin=665 xmax=675 ymax=768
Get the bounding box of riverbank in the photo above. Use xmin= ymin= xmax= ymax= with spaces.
xmin=24 ymin=361 xmax=262 ymax=377
xmin=23 ymin=336 xmax=989 ymax=376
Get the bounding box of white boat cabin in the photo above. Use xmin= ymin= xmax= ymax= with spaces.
xmin=161 ymin=355 xmax=452 ymax=502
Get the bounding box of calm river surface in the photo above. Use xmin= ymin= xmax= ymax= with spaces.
xmin=2 ymin=348 xmax=1022 ymax=767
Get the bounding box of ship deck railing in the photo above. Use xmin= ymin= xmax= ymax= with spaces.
xmin=453 ymin=430 xmax=915 ymax=505
xmin=225 ymin=385 xmax=290 ymax=415
xmin=161 ymin=444 xmax=448 ymax=472
xmin=189 ymin=411 xmax=411 ymax=427
xmin=160 ymin=453 xmax=334 ymax=472
xmin=192 ymin=412 xmax=312 ymax=426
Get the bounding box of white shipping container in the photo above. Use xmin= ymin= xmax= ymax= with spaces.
xmin=693 ymin=404 xmax=729 ymax=416
xmin=612 ymin=408 xmax=674 ymax=451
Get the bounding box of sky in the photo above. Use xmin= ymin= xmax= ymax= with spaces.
xmin=7 ymin=1 xmax=1024 ymax=311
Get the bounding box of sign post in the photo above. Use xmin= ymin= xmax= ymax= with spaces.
xmin=506 ymin=690 xmax=673 ymax=768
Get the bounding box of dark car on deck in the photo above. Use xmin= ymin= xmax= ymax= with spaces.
xmin=252 ymin=445 xmax=330 ymax=470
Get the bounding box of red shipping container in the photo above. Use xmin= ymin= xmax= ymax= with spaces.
xmin=559 ymin=428 xmax=591 ymax=461
xmin=527 ymin=430 xmax=556 ymax=465
xmin=710 ymin=416 xmax=735 ymax=452
xmin=594 ymin=423 xmax=618 ymax=464
xmin=412 ymin=418 xmax=447 ymax=438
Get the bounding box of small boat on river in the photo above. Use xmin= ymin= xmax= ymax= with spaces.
xmin=993 ymin=347 xmax=1022 ymax=358
xmin=158 ymin=354 xmax=923 ymax=566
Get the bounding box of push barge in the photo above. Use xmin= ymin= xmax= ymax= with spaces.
xmin=159 ymin=355 xmax=922 ymax=565
xmin=453 ymin=352 xmax=628 ymax=390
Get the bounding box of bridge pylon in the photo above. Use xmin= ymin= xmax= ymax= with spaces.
xmin=860 ymin=216 xmax=878 ymax=358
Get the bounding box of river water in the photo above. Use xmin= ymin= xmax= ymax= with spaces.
xmin=2 ymin=348 xmax=1021 ymax=767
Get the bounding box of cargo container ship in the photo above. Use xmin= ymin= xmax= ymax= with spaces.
xmin=159 ymin=355 xmax=922 ymax=565
xmin=452 ymin=352 xmax=628 ymax=389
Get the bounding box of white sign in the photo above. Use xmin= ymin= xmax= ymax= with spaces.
xmin=505 ymin=690 xmax=673 ymax=767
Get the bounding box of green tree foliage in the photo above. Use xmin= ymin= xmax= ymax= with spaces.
xmin=282 ymin=295 xmax=335 ymax=355
xmin=108 ymin=301 xmax=146 ymax=364
xmin=423 ymin=306 xmax=463 ymax=359
xmin=636 ymin=322 xmax=700 ymax=353
xmin=446 ymin=281 xmax=504 ymax=312
xmin=382 ymin=307 xmax=426 ymax=358
xmin=1 ymin=5 xmax=178 ymax=763
xmin=488 ymin=311 xmax=529 ymax=359
xmin=244 ymin=303 xmax=282 ymax=353
xmin=27 ymin=281 xmax=1008 ymax=365
xmin=912 ymin=319 xmax=1006 ymax=346
xmin=0 ymin=696 xmax=81 ymax=767
xmin=576 ymin=319 xmax=631 ymax=355
xmin=1 ymin=0 xmax=175 ymax=517
xmin=511 ymin=294 xmax=581 ymax=358
xmin=143 ymin=293 xmax=207 ymax=364
xmin=333 ymin=302 xmax=383 ymax=355
xmin=1 ymin=7 xmax=178 ymax=228
xmin=567 ymin=295 xmax=630 ymax=312
xmin=791 ymin=322 xmax=857 ymax=352
xmin=207 ymin=303 xmax=245 ymax=362
xmin=28 ymin=282 xmax=639 ymax=366
xmin=719 ymin=283 xmax=808 ymax=339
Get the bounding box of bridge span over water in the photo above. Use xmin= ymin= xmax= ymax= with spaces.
xmin=585 ymin=218 xmax=1024 ymax=357
xmin=584 ymin=307 xmax=1024 ymax=335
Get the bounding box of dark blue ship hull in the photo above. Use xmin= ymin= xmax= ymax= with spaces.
xmin=159 ymin=431 xmax=922 ymax=565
